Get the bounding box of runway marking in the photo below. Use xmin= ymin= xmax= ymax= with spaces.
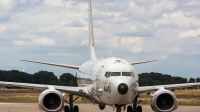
xmin=8 ymin=105 xmax=13 ymax=112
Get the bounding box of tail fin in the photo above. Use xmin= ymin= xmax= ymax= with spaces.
xmin=88 ymin=0 xmax=96 ymax=60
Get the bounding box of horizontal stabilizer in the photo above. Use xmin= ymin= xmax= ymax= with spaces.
xmin=131 ymin=60 xmax=157 ymax=65
xmin=20 ymin=59 xmax=80 ymax=70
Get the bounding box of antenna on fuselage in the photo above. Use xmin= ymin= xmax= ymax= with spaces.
xmin=88 ymin=0 xmax=96 ymax=60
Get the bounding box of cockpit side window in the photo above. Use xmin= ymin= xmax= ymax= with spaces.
xmin=111 ymin=72 xmax=121 ymax=76
xmin=105 ymin=72 xmax=111 ymax=78
xmin=131 ymin=72 xmax=135 ymax=78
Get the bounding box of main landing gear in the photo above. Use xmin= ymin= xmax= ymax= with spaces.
xmin=127 ymin=95 xmax=144 ymax=112
xmin=64 ymin=94 xmax=79 ymax=112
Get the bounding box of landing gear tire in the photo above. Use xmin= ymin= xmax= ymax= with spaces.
xmin=64 ymin=106 xmax=69 ymax=112
xmin=127 ymin=105 xmax=133 ymax=112
xmin=137 ymin=106 xmax=142 ymax=112
xmin=132 ymin=95 xmax=143 ymax=112
xmin=64 ymin=94 xmax=80 ymax=112
xmin=74 ymin=105 xmax=79 ymax=112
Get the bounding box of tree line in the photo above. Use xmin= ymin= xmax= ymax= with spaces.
xmin=0 ymin=70 xmax=78 ymax=87
xmin=139 ymin=72 xmax=200 ymax=86
xmin=0 ymin=70 xmax=199 ymax=87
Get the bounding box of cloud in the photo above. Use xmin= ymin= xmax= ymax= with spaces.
xmin=178 ymin=29 xmax=200 ymax=38
xmin=0 ymin=0 xmax=200 ymax=79
xmin=120 ymin=37 xmax=143 ymax=44
xmin=156 ymin=22 xmax=179 ymax=29
xmin=32 ymin=37 xmax=56 ymax=46
xmin=116 ymin=30 xmax=154 ymax=37
xmin=37 ymin=27 xmax=55 ymax=34
xmin=149 ymin=0 xmax=176 ymax=18
xmin=81 ymin=40 xmax=88 ymax=46
xmin=0 ymin=24 xmax=6 ymax=34
xmin=12 ymin=37 xmax=56 ymax=47
xmin=0 ymin=47 xmax=3 ymax=52
xmin=0 ymin=0 xmax=43 ymax=21
xmin=44 ymin=0 xmax=64 ymax=7
xmin=63 ymin=21 xmax=85 ymax=27
xmin=12 ymin=40 xmax=27 ymax=46
xmin=93 ymin=13 xmax=115 ymax=21
xmin=184 ymin=1 xmax=200 ymax=6
xmin=160 ymin=55 xmax=167 ymax=59
xmin=172 ymin=47 xmax=182 ymax=53
xmin=189 ymin=23 xmax=199 ymax=30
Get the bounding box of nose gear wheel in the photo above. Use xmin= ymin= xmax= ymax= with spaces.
xmin=64 ymin=94 xmax=79 ymax=112
xmin=127 ymin=95 xmax=144 ymax=112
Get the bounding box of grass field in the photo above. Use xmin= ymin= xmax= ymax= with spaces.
xmin=0 ymin=90 xmax=200 ymax=106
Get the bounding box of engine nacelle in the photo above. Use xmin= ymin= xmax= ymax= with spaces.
xmin=150 ymin=89 xmax=178 ymax=112
xmin=38 ymin=89 xmax=64 ymax=112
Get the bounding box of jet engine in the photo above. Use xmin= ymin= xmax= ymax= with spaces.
xmin=150 ymin=89 xmax=178 ymax=112
xmin=38 ymin=89 xmax=64 ymax=112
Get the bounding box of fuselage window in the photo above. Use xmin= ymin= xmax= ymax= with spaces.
xmin=111 ymin=72 xmax=121 ymax=76
xmin=105 ymin=72 xmax=111 ymax=78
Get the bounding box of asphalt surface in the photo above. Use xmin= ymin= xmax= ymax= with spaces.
xmin=0 ymin=103 xmax=199 ymax=112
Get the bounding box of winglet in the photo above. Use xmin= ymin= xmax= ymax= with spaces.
xmin=131 ymin=60 xmax=157 ymax=65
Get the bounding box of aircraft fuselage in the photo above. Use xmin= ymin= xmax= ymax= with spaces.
xmin=77 ymin=57 xmax=139 ymax=105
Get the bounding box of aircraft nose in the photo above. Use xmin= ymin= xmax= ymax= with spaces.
xmin=118 ymin=83 xmax=128 ymax=95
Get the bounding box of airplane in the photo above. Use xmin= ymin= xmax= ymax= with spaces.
xmin=1 ymin=0 xmax=200 ymax=112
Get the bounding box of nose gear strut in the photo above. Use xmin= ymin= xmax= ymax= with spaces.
xmin=64 ymin=94 xmax=79 ymax=112
xmin=127 ymin=95 xmax=145 ymax=112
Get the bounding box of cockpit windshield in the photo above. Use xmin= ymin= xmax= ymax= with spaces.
xmin=122 ymin=72 xmax=131 ymax=76
xmin=105 ymin=72 xmax=135 ymax=78
xmin=122 ymin=72 xmax=135 ymax=77
xmin=111 ymin=72 xmax=121 ymax=76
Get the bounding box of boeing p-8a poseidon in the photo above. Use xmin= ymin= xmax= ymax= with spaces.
xmin=1 ymin=0 xmax=200 ymax=112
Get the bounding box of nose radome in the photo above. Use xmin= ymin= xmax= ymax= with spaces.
xmin=118 ymin=83 xmax=128 ymax=95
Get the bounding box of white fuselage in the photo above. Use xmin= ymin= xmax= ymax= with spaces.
xmin=77 ymin=57 xmax=139 ymax=105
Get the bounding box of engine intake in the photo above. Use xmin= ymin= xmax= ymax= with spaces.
xmin=150 ymin=89 xmax=178 ymax=112
xmin=38 ymin=89 xmax=64 ymax=112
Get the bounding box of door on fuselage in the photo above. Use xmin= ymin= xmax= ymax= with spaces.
xmin=96 ymin=66 xmax=104 ymax=90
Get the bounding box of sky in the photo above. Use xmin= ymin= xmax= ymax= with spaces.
xmin=0 ymin=0 xmax=200 ymax=79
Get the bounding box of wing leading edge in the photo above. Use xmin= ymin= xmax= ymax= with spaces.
xmin=0 ymin=81 xmax=87 ymax=96
xmin=137 ymin=82 xmax=200 ymax=94
xmin=20 ymin=59 xmax=80 ymax=70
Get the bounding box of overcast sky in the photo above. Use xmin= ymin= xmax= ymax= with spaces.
xmin=0 ymin=0 xmax=200 ymax=79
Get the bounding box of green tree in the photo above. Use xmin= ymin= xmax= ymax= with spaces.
xmin=196 ymin=78 xmax=200 ymax=82
xmin=33 ymin=71 xmax=59 ymax=85
xmin=59 ymin=73 xmax=76 ymax=86
xmin=188 ymin=78 xmax=195 ymax=83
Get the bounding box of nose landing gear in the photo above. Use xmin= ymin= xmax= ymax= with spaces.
xmin=127 ymin=95 xmax=143 ymax=112
xmin=64 ymin=94 xmax=79 ymax=112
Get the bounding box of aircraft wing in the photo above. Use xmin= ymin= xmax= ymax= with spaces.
xmin=131 ymin=60 xmax=157 ymax=65
xmin=20 ymin=59 xmax=80 ymax=70
xmin=136 ymin=82 xmax=200 ymax=94
xmin=0 ymin=81 xmax=87 ymax=97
